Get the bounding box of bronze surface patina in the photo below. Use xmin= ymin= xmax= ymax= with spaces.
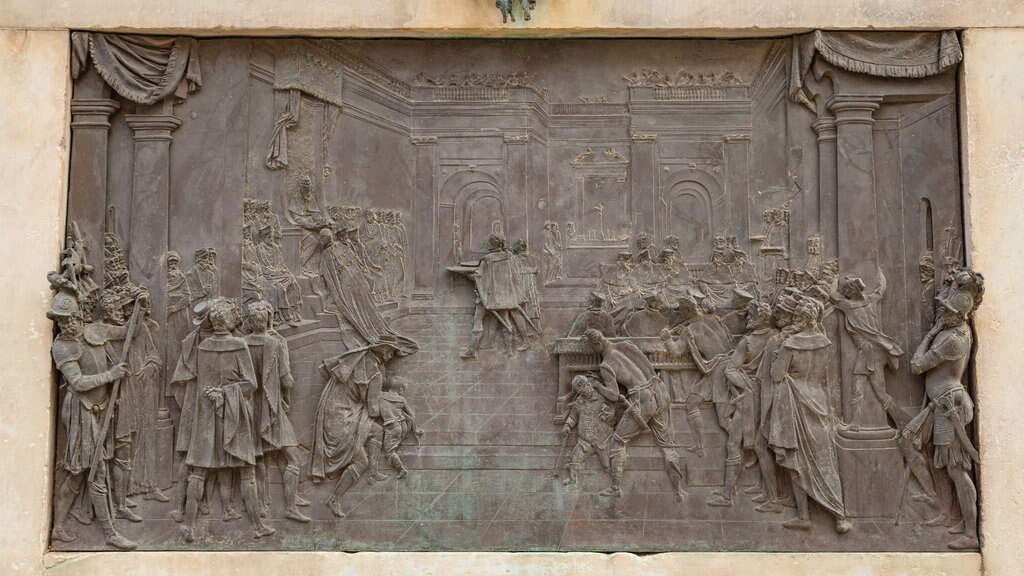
xmin=50 ymin=32 xmax=979 ymax=552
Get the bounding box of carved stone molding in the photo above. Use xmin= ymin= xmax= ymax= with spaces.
xmin=812 ymin=117 xmax=838 ymax=142
xmin=829 ymin=96 xmax=883 ymax=126
xmin=70 ymin=98 xmax=120 ymax=129
xmin=125 ymin=114 xmax=182 ymax=141
xmin=410 ymin=135 xmax=438 ymax=146
xmin=503 ymin=134 xmax=529 ymax=144
xmin=630 ymin=133 xmax=658 ymax=142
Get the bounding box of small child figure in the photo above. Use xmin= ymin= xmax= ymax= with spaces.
xmin=377 ymin=376 xmax=423 ymax=479
xmin=560 ymin=374 xmax=617 ymax=486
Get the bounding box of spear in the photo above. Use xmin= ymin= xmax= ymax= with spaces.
xmin=87 ymin=297 xmax=142 ymax=482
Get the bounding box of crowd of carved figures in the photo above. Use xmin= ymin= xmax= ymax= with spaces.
xmin=49 ymin=205 xmax=983 ymax=550
xmin=52 ymin=29 xmax=980 ymax=553
xmin=555 ymin=230 xmax=984 ymax=549
xmin=49 ymin=182 xmax=421 ymax=547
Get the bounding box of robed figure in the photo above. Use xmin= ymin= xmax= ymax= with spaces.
xmin=317 ymin=227 xmax=417 ymax=354
xmin=311 ymin=340 xmax=402 ymax=518
xmin=768 ymin=298 xmax=851 ymax=534
xmin=172 ymin=300 xmax=274 ymax=542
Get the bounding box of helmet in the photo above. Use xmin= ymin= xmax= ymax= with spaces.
xmin=47 ymin=290 xmax=81 ymax=320
xmin=939 ymin=290 xmax=974 ymax=319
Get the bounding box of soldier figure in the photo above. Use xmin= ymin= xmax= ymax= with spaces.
xmin=580 ymin=329 xmax=685 ymax=500
xmin=559 ymin=374 xmax=616 ymax=486
xmin=903 ymin=268 xmax=983 ymax=550
xmin=49 ymin=289 xmax=136 ymax=549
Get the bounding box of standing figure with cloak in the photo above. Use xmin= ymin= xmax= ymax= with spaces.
xmin=457 ymin=233 xmax=531 ymax=358
xmin=174 ymin=299 xmax=275 ymax=542
xmin=310 ymin=339 xmax=403 ymax=518
xmin=165 ymin=251 xmax=191 ymax=391
xmin=768 ymin=297 xmax=851 ymax=534
xmin=123 ymin=291 xmax=167 ymax=502
xmin=244 ymin=300 xmax=310 ymax=523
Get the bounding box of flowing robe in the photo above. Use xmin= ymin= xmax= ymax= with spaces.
xmin=166 ymin=268 xmax=191 ymax=390
xmin=318 ymin=239 xmax=417 ymax=354
xmin=125 ymin=317 xmax=164 ymax=493
xmin=834 ymin=293 xmax=904 ymax=374
xmin=310 ymin=351 xmax=384 ymax=480
xmin=255 ymin=215 xmax=302 ymax=316
xmin=768 ymin=330 xmax=845 ymax=518
xmin=244 ymin=331 xmax=298 ymax=454
xmin=175 ymin=333 xmax=259 ymax=469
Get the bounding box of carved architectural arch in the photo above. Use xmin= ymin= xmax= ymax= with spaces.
xmin=659 ymin=169 xmax=721 ymax=263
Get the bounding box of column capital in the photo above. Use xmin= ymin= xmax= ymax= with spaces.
xmin=630 ymin=133 xmax=657 ymax=143
xmin=410 ymin=135 xmax=438 ymax=146
xmin=503 ymin=134 xmax=529 ymax=145
xmin=811 ymin=117 xmax=838 ymax=142
xmin=828 ymin=95 xmax=883 ymax=127
xmin=126 ymin=114 xmax=181 ymax=142
xmin=70 ymin=98 xmax=120 ymax=129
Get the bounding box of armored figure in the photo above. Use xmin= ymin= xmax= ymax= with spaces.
xmin=49 ymin=288 xmax=136 ymax=549
xmin=903 ymin=268 xmax=983 ymax=550
xmin=559 ymin=374 xmax=616 ymax=486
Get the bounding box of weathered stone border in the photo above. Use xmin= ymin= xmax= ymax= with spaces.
xmin=1 ymin=4 xmax=1022 ymax=574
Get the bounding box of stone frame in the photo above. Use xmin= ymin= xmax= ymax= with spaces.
xmin=1 ymin=3 xmax=1022 ymax=574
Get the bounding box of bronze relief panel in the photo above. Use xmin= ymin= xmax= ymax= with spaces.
xmin=49 ymin=32 xmax=981 ymax=552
